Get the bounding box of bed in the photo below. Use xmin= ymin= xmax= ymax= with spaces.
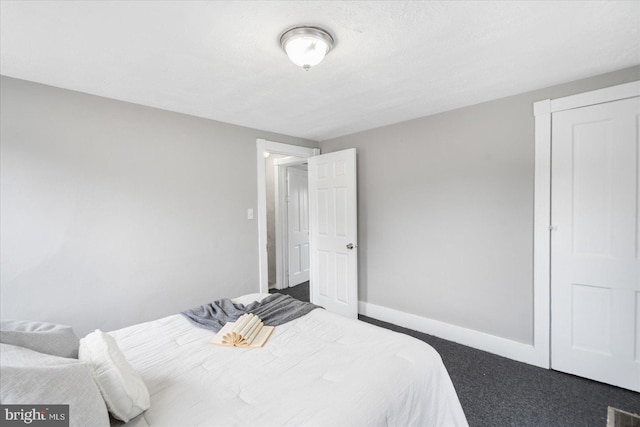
xmin=0 ymin=293 xmax=467 ymax=427
xmin=108 ymin=293 xmax=468 ymax=427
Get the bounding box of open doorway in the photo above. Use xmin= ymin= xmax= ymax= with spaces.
xmin=265 ymin=154 xmax=310 ymax=291
xmin=256 ymin=139 xmax=319 ymax=294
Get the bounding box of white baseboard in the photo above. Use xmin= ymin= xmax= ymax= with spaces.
xmin=358 ymin=300 xmax=549 ymax=369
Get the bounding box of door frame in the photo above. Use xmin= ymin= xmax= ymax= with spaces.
xmin=256 ymin=139 xmax=319 ymax=294
xmin=532 ymin=80 xmax=639 ymax=369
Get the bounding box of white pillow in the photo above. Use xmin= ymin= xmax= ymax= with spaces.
xmin=79 ymin=330 xmax=150 ymax=422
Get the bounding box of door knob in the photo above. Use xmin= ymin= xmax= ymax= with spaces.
xmin=346 ymin=243 xmax=356 ymax=250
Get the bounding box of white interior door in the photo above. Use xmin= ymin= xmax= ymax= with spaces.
xmin=287 ymin=166 xmax=310 ymax=287
xmin=551 ymin=96 xmax=640 ymax=391
xmin=308 ymin=148 xmax=358 ymax=318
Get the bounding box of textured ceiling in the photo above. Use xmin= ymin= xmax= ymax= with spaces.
xmin=1 ymin=1 xmax=639 ymax=141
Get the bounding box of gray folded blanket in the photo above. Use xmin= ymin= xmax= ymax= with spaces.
xmin=181 ymin=293 xmax=321 ymax=332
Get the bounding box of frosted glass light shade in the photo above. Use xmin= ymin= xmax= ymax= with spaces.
xmin=280 ymin=26 xmax=334 ymax=70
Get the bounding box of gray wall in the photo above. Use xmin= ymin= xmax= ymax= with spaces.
xmin=0 ymin=76 xmax=316 ymax=336
xmin=320 ymin=66 xmax=640 ymax=345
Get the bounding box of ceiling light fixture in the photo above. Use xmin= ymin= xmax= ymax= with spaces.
xmin=280 ymin=26 xmax=334 ymax=71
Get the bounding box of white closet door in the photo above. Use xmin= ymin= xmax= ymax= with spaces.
xmin=551 ymin=96 xmax=640 ymax=391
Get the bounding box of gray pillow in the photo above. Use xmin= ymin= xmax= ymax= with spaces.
xmin=0 ymin=319 xmax=80 ymax=358
xmin=0 ymin=343 xmax=110 ymax=427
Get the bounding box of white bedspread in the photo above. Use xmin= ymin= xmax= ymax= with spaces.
xmin=109 ymin=295 xmax=468 ymax=427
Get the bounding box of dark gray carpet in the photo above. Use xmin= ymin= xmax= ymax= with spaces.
xmin=271 ymin=282 xmax=640 ymax=426
xmin=269 ymin=281 xmax=309 ymax=302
